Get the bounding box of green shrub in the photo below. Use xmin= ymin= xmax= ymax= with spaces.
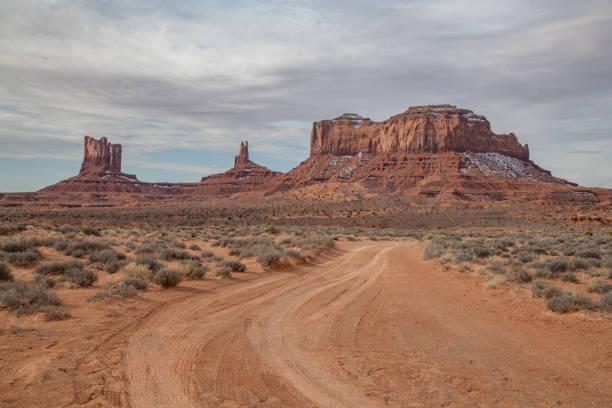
xmin=152 ymin=269 xmax=182 ymax=288
xmin=0 ymin=262 xmax=13 ymax=281
xmin=134 ymin=257 xmax=164 ymax=273
xmin=121 ymin=263 xmax=152 ymax=279
xmin=182 ymin=261 xmax=206 ymax=279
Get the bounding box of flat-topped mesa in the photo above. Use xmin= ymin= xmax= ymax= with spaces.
xmin=79 ymin=136 xmax=123 ymax=176
xmin=310 ymin=105 xmax=529 ymax=160
xmin=234 ymin=141 xmax=250 ymax=167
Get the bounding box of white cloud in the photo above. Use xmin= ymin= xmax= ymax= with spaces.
xmin=1 ymin=0 xmax=611 ymax=188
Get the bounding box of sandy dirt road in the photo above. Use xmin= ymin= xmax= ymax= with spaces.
xmin=73 ymin=241 xmax=612 ymax=407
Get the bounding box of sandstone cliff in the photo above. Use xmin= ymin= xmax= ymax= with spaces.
xmin=310 ymin=105 xmax=529 ymax=160
xmin=40 ymin=135 xmax=197 ymax=195
xmin=198 ymin=141 xmax=281 ymax=195
xmin=80 ymin=136 xmax=123 ymax=176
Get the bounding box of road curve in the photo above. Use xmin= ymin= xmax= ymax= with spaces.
xmin=78 ymin=242 xmax=612 ymax=407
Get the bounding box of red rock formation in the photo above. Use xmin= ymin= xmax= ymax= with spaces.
xmin=310 ymin=105 xmax=529 ymax=160
xmin=39 ymin=135 xmax=197 ymax=195
xmin=276 ymin=105 xmax=571 ymax=197
xmin=79 ymin=136 xmax=123 ymax=176
xmin=198 ymin=141 xmax=281 ymax=195
xmin=235 ymin=141 xmax=249 ymax=167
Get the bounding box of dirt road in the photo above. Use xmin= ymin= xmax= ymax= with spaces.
xmin=74 ymin=242 xmax=612 ymax=407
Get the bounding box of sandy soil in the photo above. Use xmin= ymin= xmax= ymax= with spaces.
xmin=2 ymin=241 xmax=611 ymax=407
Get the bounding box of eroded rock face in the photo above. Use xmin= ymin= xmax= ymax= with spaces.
xmin=198 ymin=141 xmax=281 ymax=195
xmin=310 ymin=105 xmax=529 ymax=160
xmin=80 ymin=136 xmax=122 ymax=176
xmin=234 ymin=141 xmax=250 ymax=167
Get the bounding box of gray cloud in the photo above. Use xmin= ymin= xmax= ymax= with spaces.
xmin=1 ymin=0 xmax=611 ymax=188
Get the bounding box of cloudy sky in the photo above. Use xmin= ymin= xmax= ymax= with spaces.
xmin=1 ymin=0 xmax=611 ymax=191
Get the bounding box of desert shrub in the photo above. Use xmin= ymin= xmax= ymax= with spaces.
xmin=33 ymin=274 xmax=56 ymax=288
xmin=135 ymin=243 xmax=156 ymax=254
xmin=160 ymin=248 xmax=195 ymax=261
xmin=547 ymin=257 xmax=570 ymax=274
xmin=424 ymin=243 xmax=444 ymax=260
xmin=88 ymin=249 xmax=122 ymax=264
xmin=215 ymin=266 xmax=232 ymax=278
xmin=134 ymin=257 xmax=164 ymax=274
xmin=228 ymin=248 xmax=241 ymax=256
xmin=0 ymin=262 xmax=13 ymax=281
xmin=219 ymin=260 xmax=245 ymax=273
xmin=60 ymin=269 xmax=97 ymax=287
xmin=57 ymin=224 xmax=79 ymax=234
xmin=560 ymin=272 xmax=579 ymax=283
xmin=284 ymin=249 xmax=305 ymax=263
xmin=454 ymin=249 xmax=473 ymax=262
xmin=51 ymin=238 xmax=71 ymax=251
xmin=172 ymin=240 xmax=186 ymax=249
xmin=569 ymin=258 xmax=590 ymax=271
xmin=546 ymin=291 xmax=594 ymax=313
xmin=120 ymin=277 xmax=149 ymax=290
xmin=0 ymin=223 xmax=26 ymax=236
xmin=189 ymin=244 xmax=201 ymax=251
xmin=36 ymin=260 xmax=84 ymax=275
xmin=0 ymin=236 xmax=40 ymax=253
xmin=212 ymin=255 xmax=224 ymax=262
xmin=518 ymin=254 xmax=534 ymax=263
xmin=81 ymin=226 xmax=101 ymax=236
xmin=457 ymin=264 xmax=472 ymax=273
xmin=121 ymin=263 xmax=152 ymax=279
xmin=257 ymin=248 xmax=284 ymax=268
xmin=575 ymin=249 xmax=601 ymax=259
xmin=152 ymin=269 xmax=182 ymax=288
xmin=105 ymin=260 xmax=122 ymax=274
xmin=510 ymin=268 xmax=532 ymax=283
xmin=65 ymin=239 xmax=110 ymax=256
xmin=599 ymin=292 xmax=612 ymax=309
xmin=586 ymin=279 xmax=612 ymax=294
xmin=531 ymin=281 xmax=563 ymax=299
xmin=182 ymin=261 xmax=207 ymax=279
xmin=39 ymin=306 xmax=71 ymax=320
xmin=6 ymin=249 xmax=40 ymax=266
xmin=0 ymin=280 xmax=63 ymax=317
xmin=201 ymin=250 xmax=214 ymax=258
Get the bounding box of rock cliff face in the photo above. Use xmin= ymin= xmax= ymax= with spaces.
xmin=198 ymin=141 xmax=281 ymax=195
xmin=276 ymin=105 xmax=571 ymax=197
xmin=80 ymin=136 xmax=123 ymax=176
xmin=235 ymin=141 xmax=250 ymax=167
xmin=39 ymin=136 xmax=196 ymax=195
xmin=310 ymin=105 xmax=529 ymax=160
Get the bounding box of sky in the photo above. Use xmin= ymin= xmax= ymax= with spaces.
xmin=1 ymin=0 xmax=611 ymax=192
